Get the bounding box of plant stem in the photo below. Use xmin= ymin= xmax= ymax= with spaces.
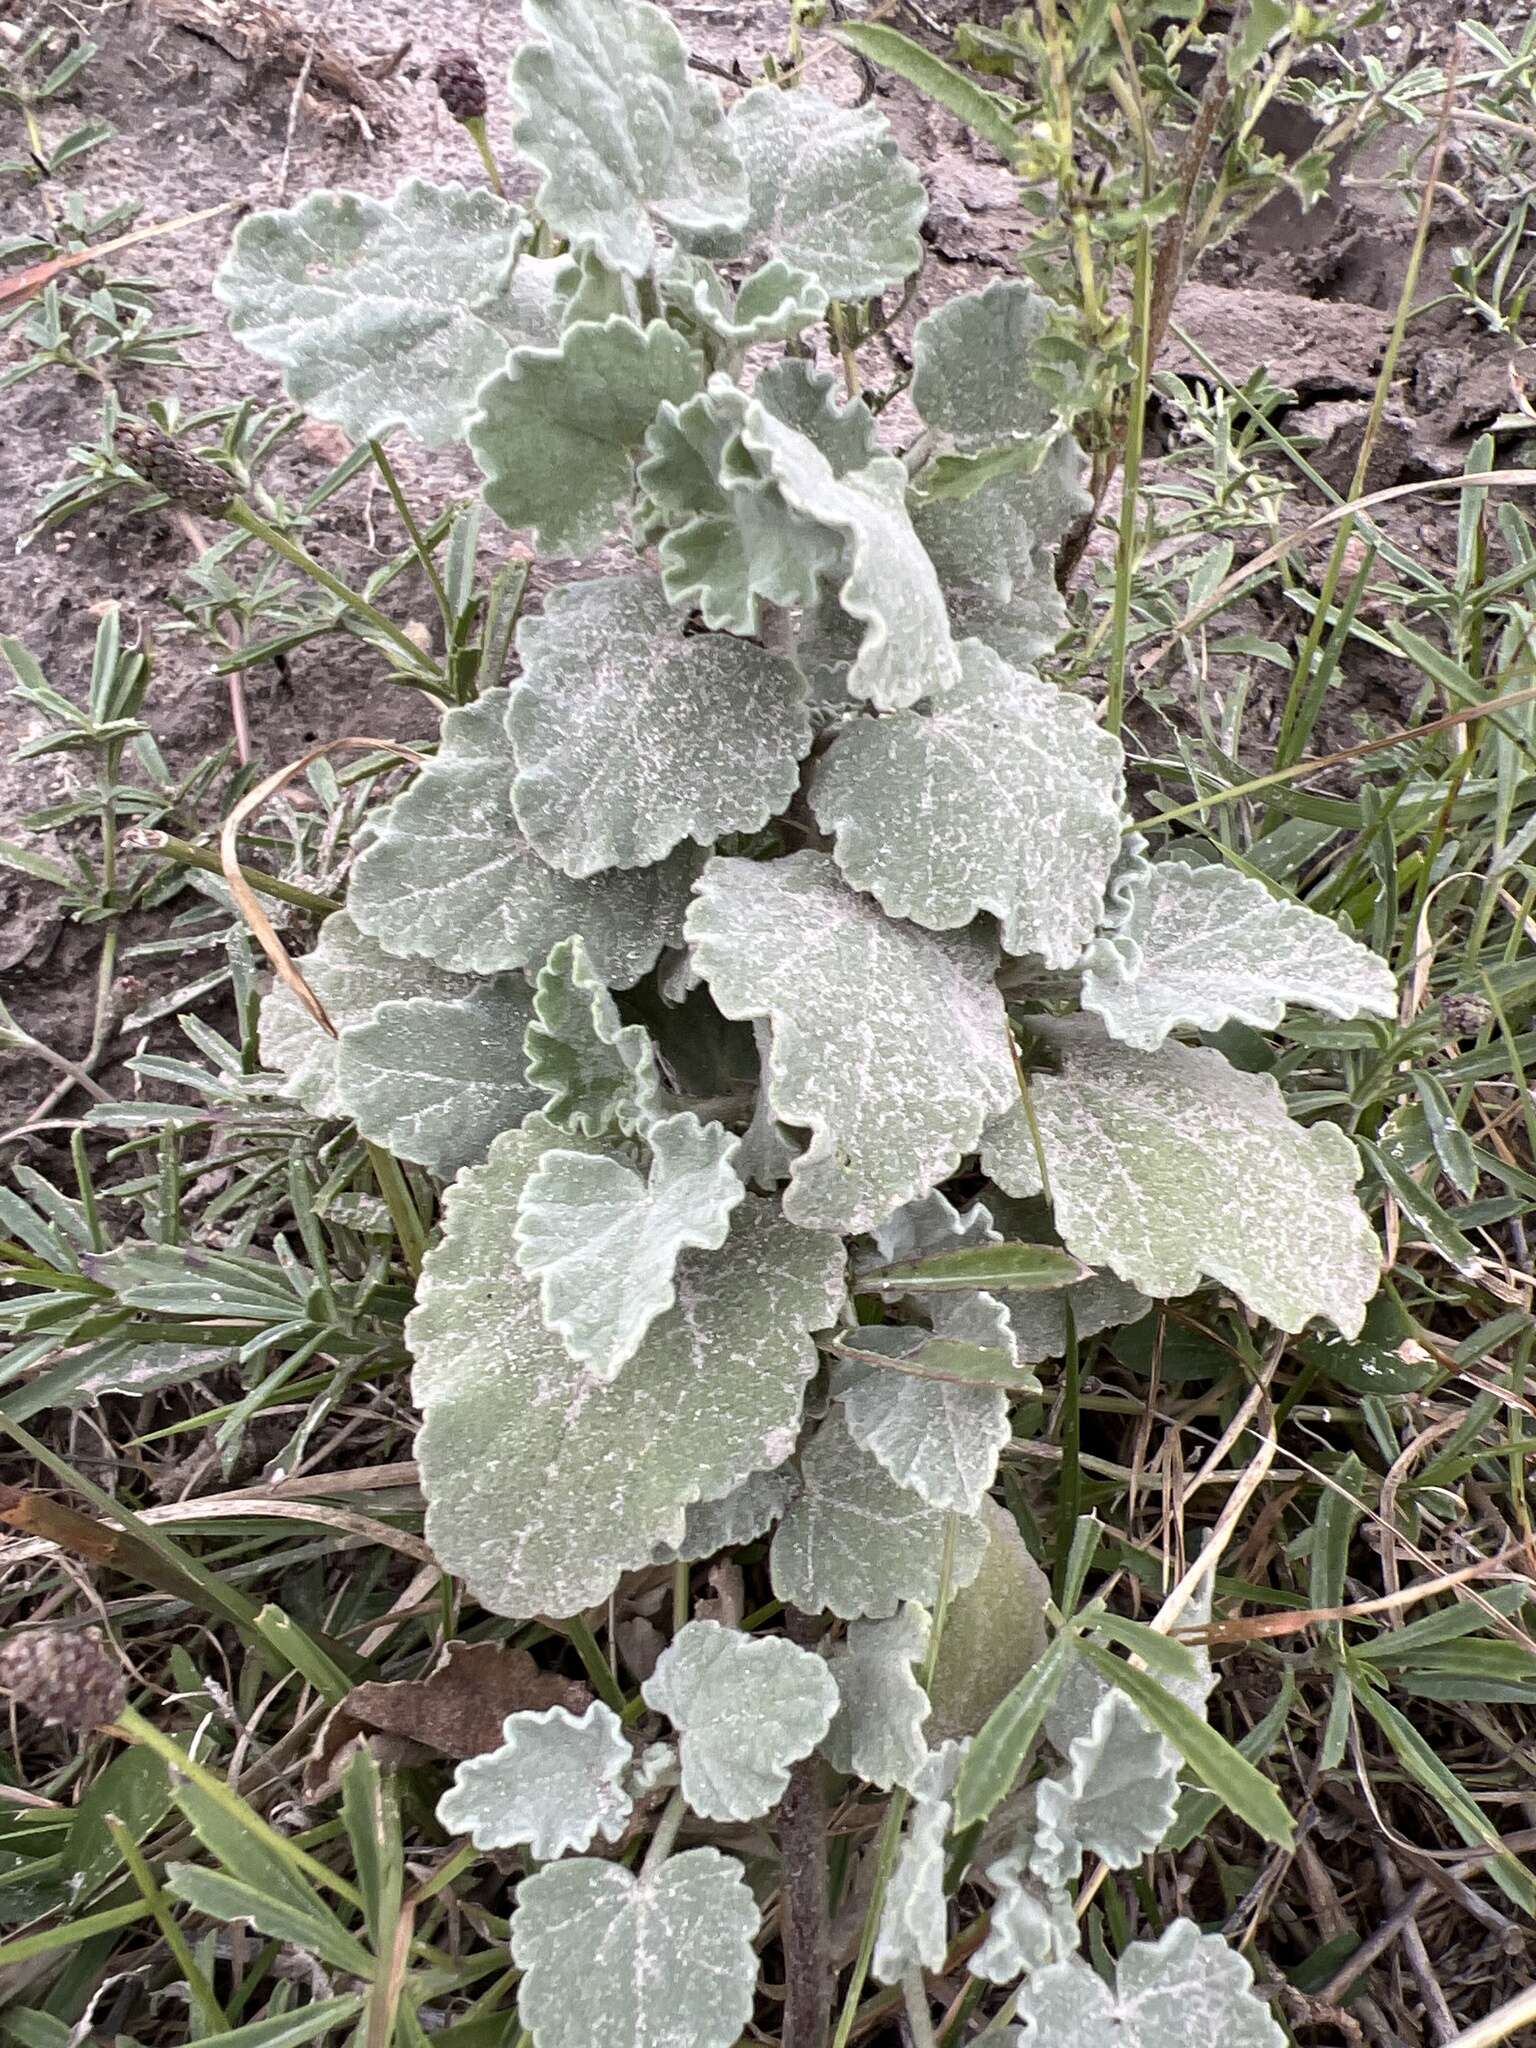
xmin=227 ymin=501 xmax=447 ymax=692
xmin=1104 ymin=213 xmax=1153 ymax=736
xmin=464 ymin=115 xmax=505 ymax=197
xmin=902 ymin=1968 xmax=938 ymax=2048
xmin=781 ymin=1608 xmax=831 ymax=2048
xmin=369 ymin=438 xmax=454 ymax=634
xmin=560 ymin=1612 xmax=628 ymax=1717
xmin=141 ymin=832 xmax=341 ymax=916
xmin=640 ymin=1788 xmax=688 ymax=1876
xmin=106 ymin=1815 xmax=227 ymax=2033
xmin=366 ymin=1142 xmax=427 ymax=1277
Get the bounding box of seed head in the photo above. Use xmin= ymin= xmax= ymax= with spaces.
xmin=1440 ymin=993 xmax=1493 ymax=1040
xmin=433 ymin=49 xmax=488 ymax=124
xmin=0 ymin=1629 xmax=126 ymax=1734
xmin=114 ymin=422 xmax=235 ymax=520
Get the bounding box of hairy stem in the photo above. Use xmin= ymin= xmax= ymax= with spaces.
xmin=781 ymin=1607 xmax=831 ymax=2048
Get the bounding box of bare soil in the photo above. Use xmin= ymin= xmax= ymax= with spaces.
xmin=0 ymin=0 xmax=1529 ymax=1133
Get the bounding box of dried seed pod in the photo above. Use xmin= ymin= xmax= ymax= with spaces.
xmin=1440 ymin=993 xmax=1493 ymax=1039
xmin=0 ymin=1629 xmax=126 ymax=1733
xmin=432 ymin=49 xmax=488 ymax=124
xmin=114 ymin=422 xmax=235 ymax=520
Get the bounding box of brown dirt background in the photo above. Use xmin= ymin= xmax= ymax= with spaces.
xmin=0 ymin=0 xmax=1530 ymax=1136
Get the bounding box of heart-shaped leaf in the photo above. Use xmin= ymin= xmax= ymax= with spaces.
xmin=1080 ymin=858 xmax=1397 ymax=1050
xmin=1014 ymin=1920 xmax=1285 ymax=2048
xmin=214 ymin=180 xmax=561 ymax=447
xmin=348 ymin=693 xmax=698 ymax=987
xmin=687 ymin=854 xmax=1016 ymax=1235
xmin=652 ymin=1464 xmax=800 ymax=1564
xmin=334 ymin=981 xmax=539 ymax=1177
xmin=718 ymin=85 xmax=926 ymax=300
xmin=509 ymin=1849 xmax=760 ymax=2048
xmin=510 ymin=574 xmax=811 ymax=876
xmin=641 ymin=1619 xmax=838 ymax=1821
xmin=770 ymin=1411 xmax=988 ymax=1621
xmin=970 ymin=1849 xmax=1077 ymax=1983
xmin=510 ymin=0 xmax=749 ymax=277
xmin=472 ymin=317 xmax=703 ymax=553
xmin=513 ymin=1111 xmax=746 ymax=1379
xmin=437 ymin=1701 xmax=634 ymax=1857
xmin=524 ymin=936 xmax=662 ymax=1136
xmin=821 ymin=1603 xmax=932 ymax=1792
xmin=812 ymin=642 xmax=1125 ymax=967
xmin=409 ymin=1120 xmax=843 ymax=1617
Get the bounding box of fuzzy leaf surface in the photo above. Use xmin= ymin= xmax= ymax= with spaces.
xmin=720 ymin=86 xmax=925 ymax=299
xmin=641 ymin=1620 xmax=837 ymax=1821
xmin=738 ymin=402 xmax=959 ymax=710
xmin=821 ymin=1603 xmax=931 ymax=1791
xmin=436 ymin=1701 xmax=633 ymax=1857
xmin=813 ymin=643 xmax=1122 ymax=965
xmin=513 ymin=1112 xmax=745 ymax=1380
xmin=409 ymin=1120 xmax=843 ymax=1617
xmin=472 ymin=317 xmax=702 ymax=553
xmin=524 ymin=936 xmax=661 ymax=1136
xmin=511 ymin=574 xmax=810 ymax=875
xmin=652 ymin=1464 xmax=800 ymax=1564
xmin=1031 ymin=1688 xmax=1181 ymax=1885
xmin=770 ymin=1412 xmax=987 ymax=1620
xmin=510 ymin=0 xmax=748 ymax=277
xmin=347 ymin=693 xmax=696 ymax=987
xmin=927 ymin=1499 xmax=1051 ymax=1744
xmin=687 ymin=853 xmax=1015 ymax=1234
xmin=334 ymin=980 xmax=539 ymax=1176
xmin=914 ymin=438 xmax=1089 ymax=613
xmin=214 ymin=181 xmax=559 ymax=447
xmin=509 ymin=1849 xmax=759 ymax=2048
xmin=661 ymin=252 xmax=828 ymax=345
xmin=837 ymin=1298 xmax=1014 ymax=1515
xmin=1080 ymin=859 xmax=1397 ymax=1050
xmin=1019 ymin=1027 xmax=1381 ymax=1335
xmin=911 ymin=280 xmax=1058 ymax=447
xmin=258 ymin=913 xmax=471 ymax=1119
xmin=1014 ymin=1920 xmax=1285 ymax=2048
xmin=970 ymin=1851 xmax=1076 ymax=1984
xmin=872 ymin=1742 xmax=965 ymax=1983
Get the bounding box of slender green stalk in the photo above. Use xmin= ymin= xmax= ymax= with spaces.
xmin=144 ymin=833 xmax=340 ymax=915
xmin=640 ymin=1789 xmax=688 ymax=1876
xmin=228 ymin=501 xmax=448 ymax=693
xmin=902 ymin=1968 xmax=939 ymax=2048
xmin=560 ymin=1613 xmax=628 ymax=1717
xmin=105 ymin=1815 xmax=227 ymax=2033
xmin=366 ymin=1142 xmax=428 ymax=1277
xmin=370 ymin=438 xmax=454 ymax=633
xmin=464 ymin=115 xmax=505 ymax=197
xmin=1104 ymin=215 xmax=1154 ymax=735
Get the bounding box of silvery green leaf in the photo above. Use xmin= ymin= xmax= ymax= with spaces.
xmin=914 ymin=437 xmax=1089 ymax=610
xmin=1023 ymin=1026 xmax=1381 ymax=1335
xmin=514 ymin=1112 xmax=745 ymax=1381
xmin=948 ymin=579 xmax=1069 ymax=670
xmin=653 ymin=1463 xmax=800 ymax=1564
xmin=753 ymin=360 xmax=879 ymax=474
xmin=970 ymin=1850 xmax=1076 ymax=1984
xmin=471 ymin=317 xmax=703 ymax=554
xmin=983 ymin=1194 xmax=1151 ymax=1366
xmin=769 ymin=1411 xmax=987 ymax=1620
xmin=1031 ymin=1688 xmax=1180 ymax=1885
xmin=821 ymin=1603 xmax=931 ymax=1791
xmin=871 ymin=1190 xmax=998 ymax=1267
xmin=1080 ymin=859 xmax=1398 ymax=1051
xmin=736 ymin=1023 xmax=801 ymax=1191
xmin=640 ymin=1619 xmax=838 ymax=1822
xmin=334 ymin=980 xmax=539 ymax=1176
xmin=347 ymin=693 xmax=697 ymax=987
xmin=911 ymin=280 xmax=1058 ymax=448
xmin=722 ymin=86 xmax=926 ymax=299
xmin=509 ymin=0 xmax=749 ymax=278
xmin=1014 ymin=1921 xmax=1285 ymax=2048
xmin=927 ymin=1500 xmax=1051 ymax=1744
xmin=626 ymin=1742 xmax=680 ymax=1799
xmin=510 ymin=574 xmax=811 ymax=876
xmin=871 ymin=1741 xmax=965 ymax=1984
xmin=258 ymin=912 xmax=472 ymax=1119
xmin=509 ymin=1849 xmax=759 ymax=2048
xmin=661 ymin=252 xmax=829 ymax=346
xmin=525 ymin=936 xmax=661 ymax=1136
xmin=686 ymin=853 xmax=1016 ymax=1235
xmin=812 ymin=642 xmax=1124 ymax=966
xmin=554 ymin=247 xmax=637 ymax=326
xmin=640 ymin=381 xmax=844 ymax=634
xmin=436 ymin=1701 xmax=633 ymax=1857
xmin=409 ymin=1120 xmax=843 ymax=1617
xmin=738 ymin=401 xmax=960 ymax=711
xmin=214 ymin=180 xmax=559 ymax=447
xmin=837 ymin=1325 xmax=1012 ymax=1516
